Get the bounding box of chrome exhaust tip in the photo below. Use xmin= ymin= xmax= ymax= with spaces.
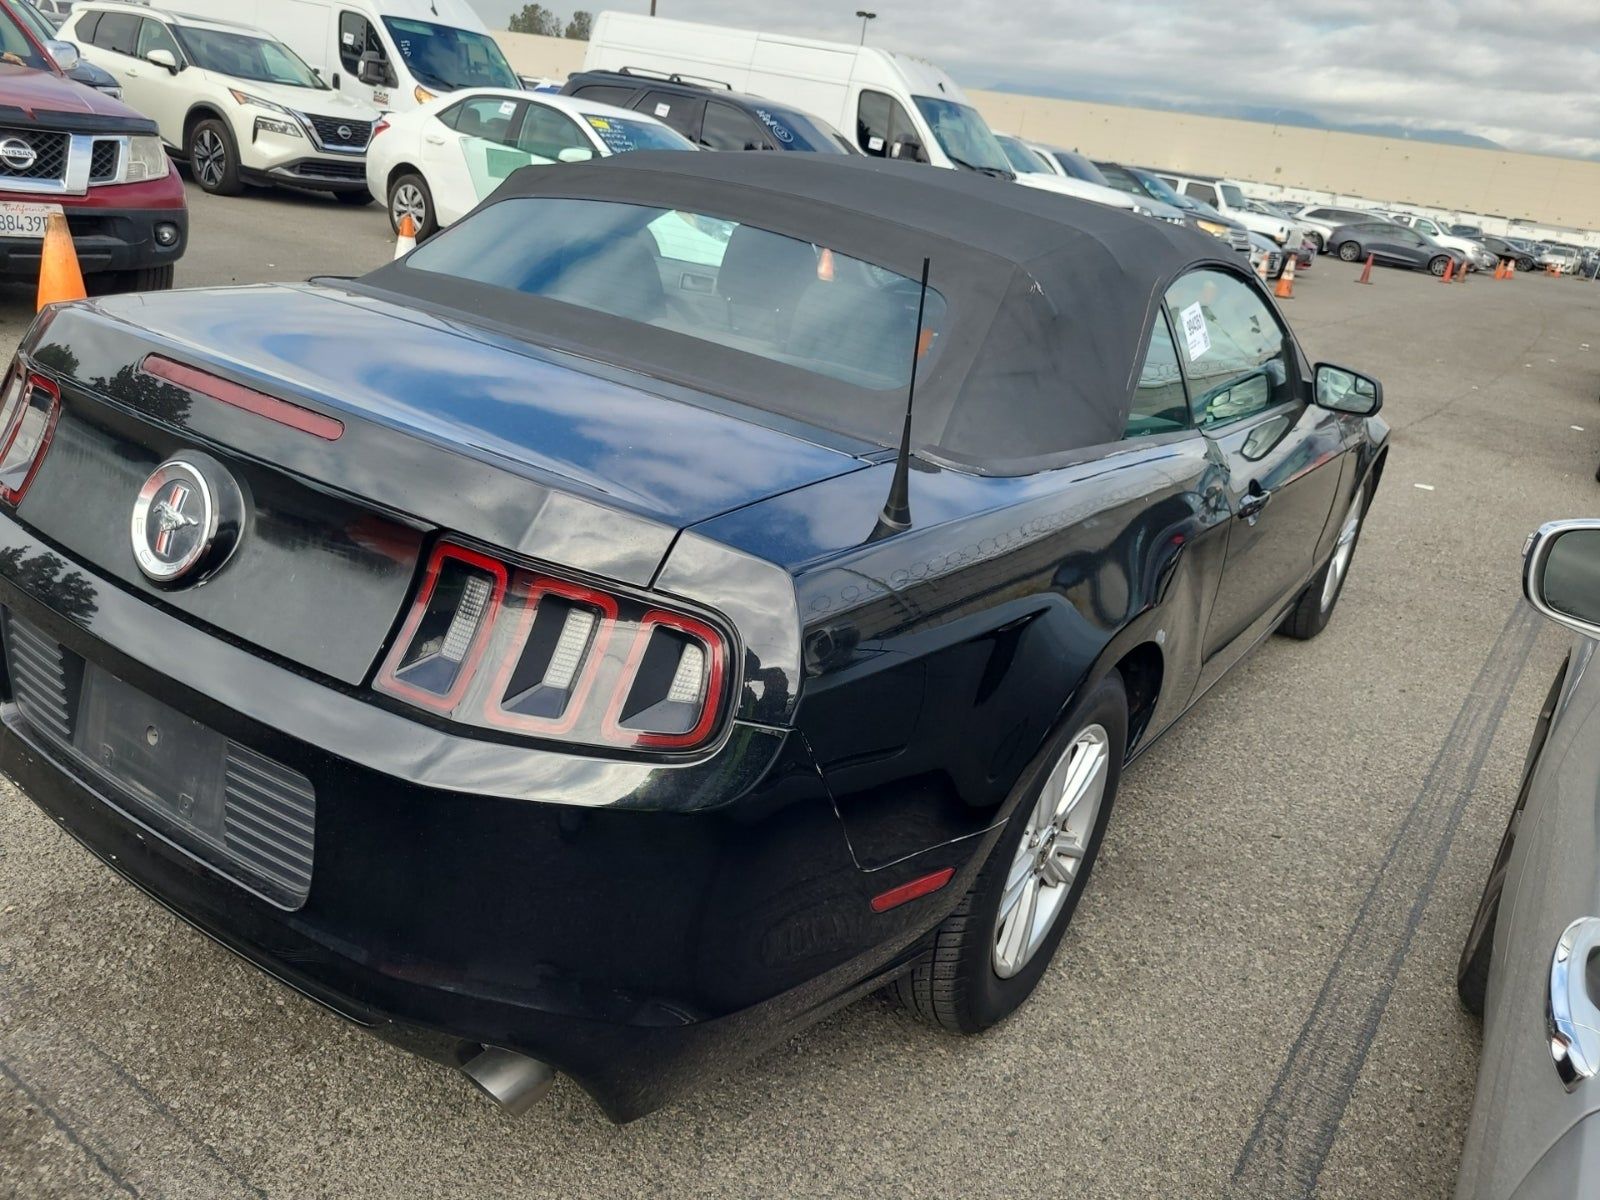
xmin=460 ymin=1046 xmax=555 ymax=1116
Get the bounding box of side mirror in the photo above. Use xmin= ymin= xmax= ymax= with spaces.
xmin=890 ymin=132 xmax=924 ymax=163
xmin=45 ymin=39 xmax=79 ymax=72
xmin=146 ymin=48 xmax=179 ymax=73
xmin=357 ymin=54 xmax=391 ymax=87
xmin=1526 ymin=521 xmax=1600 ymax=640
xmin=556 ymin=147 xmax=593 ymax=163
xmin=1312 ymin=362 xmax=1382 ymax=416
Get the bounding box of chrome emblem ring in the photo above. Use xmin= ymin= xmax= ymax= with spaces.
xmin=0 ymin=137 xmax=37 ymax=171
xmin=130 ymin=456 xmax=242 ymax=585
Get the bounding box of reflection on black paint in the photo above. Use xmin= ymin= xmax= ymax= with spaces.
xmin=31 ymin=342 xmax=79 ymax=381
xmin=92 ymin=364 xmax=191 ymax=427
xmin=0 ymin=548 xmax=97 ymax=622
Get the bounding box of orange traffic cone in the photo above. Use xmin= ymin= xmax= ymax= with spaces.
xmin=1356 ymin=253 xmax=1374 ymax=284
xmin=36 ymin=211 xmax=85 ymax=312
xmin=1441 ymin=258 xmax=1454 ymax=283
xmin=1274 ymin=252 xmax=1296 ymax=300
xmin=393 ymin=212 xmax=416 ymax=260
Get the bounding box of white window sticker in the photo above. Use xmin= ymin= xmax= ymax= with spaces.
xmin=1179 ymin=302 xmax=1210 ymax=361
xmin=341 ymin=30 xmax=355 ymax=45
xmin=498 ymin=101 xmax=516 ymax=116
xmin=867 ymin=135 xmax=884 ymax=152
xmin=654 ymin=103 xmax=670 ymax=117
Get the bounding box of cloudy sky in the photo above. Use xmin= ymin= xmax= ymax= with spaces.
xmin=470 ymin=1 xmax=1600 ymax=159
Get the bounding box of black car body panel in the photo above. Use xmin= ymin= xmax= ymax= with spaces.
xmin=0 ymin=154 xmax=1389 ymax=1120
xmin=1327 ymin=220 xmax=1463 ymax=272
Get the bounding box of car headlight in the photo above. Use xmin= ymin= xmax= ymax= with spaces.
xmin=125 ymin=135 xmax=170 ymax=182
xmin=228 ymin=88 xmax=289 ymax=115
xmin=1162 ymin=213 xmax=1186 ymax=225
xmin=1197 ymin=219 xmax=1230 ymax=237
xmin=253 ymin=116 xmax=303 ymax=139
xmin=1132 ymin=203 xmax=1155 ymax=217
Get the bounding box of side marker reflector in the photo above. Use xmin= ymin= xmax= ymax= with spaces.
xmin=870 ymin=867 xmax=955 ymax=913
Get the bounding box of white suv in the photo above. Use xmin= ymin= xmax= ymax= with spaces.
xmin=63 ymin=3 xmax=380 ymax=203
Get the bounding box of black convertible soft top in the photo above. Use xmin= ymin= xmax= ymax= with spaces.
xmin=362 ymin=152 xmax=1240 ymax=472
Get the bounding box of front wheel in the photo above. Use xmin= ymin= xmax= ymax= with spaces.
xmin=1518 ymin=257 xmax=1535 ymax=272
xmin=187 ymin=119 xmax=242 ymax=196
xmin=1280 ymin=480 xmax=1371 ymax=640
xmin=1428 ymin=255 xmax=1451 ymax=277
xmin=86 ymin=264 xmax=175 ymax=296
xmin=1337 ymin=240 xmax=1361 ymax=262
xmin=893 ymin=671 xmax=1127 ymax=1033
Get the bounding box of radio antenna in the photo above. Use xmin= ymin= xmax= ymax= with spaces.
xmin=870 ymin=256 xmax=931 ymax=542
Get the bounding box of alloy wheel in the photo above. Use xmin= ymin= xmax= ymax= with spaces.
xmin=391 ymin=182 xmax=427 ymax=232
xmin=194 ymin=129 xmax=225 ymax=189
xmin=1320 ymin=503 xmax=1363 ymax=613
xmin=1338 ymin=242 xmax=1360 ymax=262
xmin=993 ymin=724 xmax=1110 ymax=979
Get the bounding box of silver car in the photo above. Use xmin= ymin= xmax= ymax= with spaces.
xmin=1456 ymin=521 xmax=1600 ymax=1198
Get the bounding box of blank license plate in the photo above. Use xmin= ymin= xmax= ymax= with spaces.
xmin=0 ymin=202 xmax=61 ymax=239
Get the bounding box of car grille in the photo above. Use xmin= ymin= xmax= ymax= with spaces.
xmin=88 ymin=140 xmax=119 ymax=183
xmin=1226 ymin=228 xmax=1251 ymax=252
xmin=286 ymin=159 xmax=366 ymax=181
xmin=1 ymin=610 xmax=316 ymax=909
xmin=304 ymin=113 xmax=372 ymax=150
xmin=0 ymin=128 xmax=69 ymax=181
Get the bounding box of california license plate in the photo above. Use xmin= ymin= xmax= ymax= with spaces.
xmin=0 ymin=201 xmax=61 ymax=239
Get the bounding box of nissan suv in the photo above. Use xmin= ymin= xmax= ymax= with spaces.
xmin=64 ymin=2 xmax=379 ymax=202
xmin=0 ymin=0 xmax=185 ymax=290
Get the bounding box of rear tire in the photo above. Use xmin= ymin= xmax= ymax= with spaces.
xmin=894 ymin=671 xmax=1127 ymax=1033
xmin=334 ymin=188 xmax=373 ymax=206
xmin=1280 ymin=480 xmax=1371 ymax=640
xmin=1428 ymin=255 xmax=1450 ymax=277
xmin=388 ymin=172 xmax=437 ymax=239
xmin=187 ymin=118 xmax=242 ymax=196
xmin=1518 ymin=257 xmax=1535 ymax=272
xmin=1337 ymin=240 xmax=1361 ymax=262
xmin=86 ymin=264 xmax=175 ymax=296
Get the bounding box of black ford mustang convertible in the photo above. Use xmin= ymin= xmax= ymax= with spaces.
xmin=0 ymin=154 xmax=1387 ymax=1120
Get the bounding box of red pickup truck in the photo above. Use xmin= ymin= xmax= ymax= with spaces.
xmin=0 ymin=1 xmax=186 ymax=292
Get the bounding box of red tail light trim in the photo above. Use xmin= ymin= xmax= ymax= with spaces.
xmin=375 ymin=543 xmax=508 ymax=712
xmin=870 ymin=867 xmax=955 ymax=913
xmin=141 ymin=355 xmax=344 ymax=441
xmin=481 ymin=576 xmax=619 ymax=735
xmin=601 ymin=609 xmax=727 ymax=750
xmin=0 ymin=372 xmax=61 ymax=506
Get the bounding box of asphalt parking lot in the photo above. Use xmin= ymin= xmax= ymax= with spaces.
xmin=1 ymin=182 xmax=1597 ymax=1199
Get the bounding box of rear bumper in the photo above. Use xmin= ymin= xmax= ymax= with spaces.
xmin=0 ymin=514 xmax=953 ymax=1120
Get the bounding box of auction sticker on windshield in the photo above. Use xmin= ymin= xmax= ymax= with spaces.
xmin=1179 ymin=301 xmax=1210 ymax=360
xmin=0 ymin=202 xmax=62 ymax=240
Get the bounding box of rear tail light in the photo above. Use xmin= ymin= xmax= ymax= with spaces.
xmin=0 ymin=368 xmax=60 ymax=505
xmin=371 ymin=118 xmax=390 ymax=141
xmin=376 ymin=542 xmax=731 ymax=753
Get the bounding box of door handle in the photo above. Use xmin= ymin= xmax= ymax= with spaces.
xmin=424 ymin=134 xmax=445 ymax=145
xmin=1550 ymin=917 xmax=1600 ymax=1090
xmin=1236 ymin=484 xmax=1272 ymax=523
xmin=126 ymin=67 xmax=139 ymax=77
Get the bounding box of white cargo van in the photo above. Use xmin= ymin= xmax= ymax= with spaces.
xmin=168 ymin=0 xmax=520 ymax=111
xmin=582 ymin=11 xmax=1015 ymax=176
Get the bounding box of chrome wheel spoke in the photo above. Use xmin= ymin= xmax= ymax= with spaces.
xmin=996 ymin=875 xmax=1038 ymax=972
xmin=1056 ymin=740 xmax=1106 ymax=822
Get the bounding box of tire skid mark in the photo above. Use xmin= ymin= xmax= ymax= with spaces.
xmin=1229 ymin=601 xmax=1542 ymax=1198
xmin=0 ymin=1052 xmax=142 ymax=1198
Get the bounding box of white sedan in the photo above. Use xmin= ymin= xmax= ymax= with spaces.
xmin=366 ymin=89 xmax=696 ymax=236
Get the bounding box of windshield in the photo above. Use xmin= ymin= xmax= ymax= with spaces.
xmin=0 ymin=5 xmax=49 ymax=70
xmin=995 ymin=135 xmax=1048 ymax=175
xmin=1219 ymin=183 xmax=1248 ymax=209
xmin=1129 ymin=169 xmax=1199 ymax=210
xmin=383 ymin=17 xmax=517 ymax=90
xmin=1053 ymin=150 xmax=1110 ymax=186
xmin=176 ymin=28 xmax=325 ymax=88
xmin=911 ymin=96 xmax=1013 ymax=175
xmin=752 ymin=105 xmax=852 ymax=154
xmin=405 ymin=196 xmax=948 ymax=400
xmin=580 ymin=113 xmax=696 ymax=154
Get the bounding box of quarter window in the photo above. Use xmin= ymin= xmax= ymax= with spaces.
xmin=856 ymin=89 xmax=922 ymax=160
xmin=1165 ymin=269 xmax=1294 ymax=428
xmin=440 ymin=96 xmax=519 ymax=145
xmin=1124 ymin=314 xmax=1191 ymax=438
xmin=700 ymin=101 xmax=768 ymax=151
xmin=636 ymin=90 xmax=700 ymax=140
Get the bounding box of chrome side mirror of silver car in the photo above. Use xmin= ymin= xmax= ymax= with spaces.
xmin=1525 ymin=520 xmax=1600 ymax=640
xmin=45 ymin=39 xmax=79 ymax=72
xmin=1550 ymin=916 xmax=1600 ymax=1089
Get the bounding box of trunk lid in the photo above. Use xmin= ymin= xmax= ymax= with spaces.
xmin=15 ymin=286 xmax=865 ymax=684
